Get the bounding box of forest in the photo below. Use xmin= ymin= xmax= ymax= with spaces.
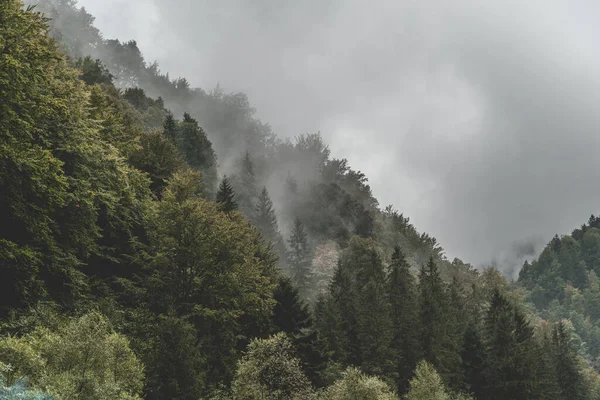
xmin=2 ymin=0 xmax=600 ymax=398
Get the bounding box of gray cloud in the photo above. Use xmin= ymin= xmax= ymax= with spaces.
xmin=78 ymin=0 xmax=600 ymax=273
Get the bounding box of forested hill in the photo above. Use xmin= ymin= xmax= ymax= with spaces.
xmin=1 ymin=1 xmax=600 ymax=399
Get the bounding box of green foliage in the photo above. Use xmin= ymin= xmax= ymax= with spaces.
xmin=0 ymin=0 xmax=151 ymax=312
xmin=144 ymin=314 xmax=204 ymax=400
xmin=287 ymin=218 xmax=314 ymax=298
xmin=231 ymin=333 xmax=315 ymax=400
xmin=483 ymin=290 xmax=539 ymax=400
xmin=74 ymin=56 xmax=113 ymax=85
xmin=176 ymin=113 xmax=217 ymax=194
xmin=322 ymin=367 xmax=398 ymax=400
xmin=552 ymin=320 xmax=588 ymax=400
xmin=272 ymin=278 xmax=327 ymax=387
xmin=405 ymin=361 xmax=463 ymax=400
xmin=387 ymin=246 xmax=420 ymax=393
xmin=216 ymin=175 xmax=238 ymax=213
xmin=6 ymin=2 xmax=600 ymax=398
xmin=0 ymin=311 xmax=144 ymax=400
xmin=234 ymin=151 xmax=259 ymax=217
xmin=141 ymin=170 xmax=278 ymax=386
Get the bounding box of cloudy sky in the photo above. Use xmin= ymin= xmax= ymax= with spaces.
xmin=77 ymin=0 xmax=600 ymax=274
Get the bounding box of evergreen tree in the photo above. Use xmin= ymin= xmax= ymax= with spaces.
xmin=287 ymin=218 xmax=313 ymax=297
xmin=461 ymin=324 xmax=487 ymax=399
xmin=483 ymin=289 xmax=539 ymax=400
xmin=418 ymin=257 xmax=447 ymax=377
xmin=445 ymin=277 xmax=468 ymax=390
xmin=255 ymin=186 xmax=280 ymax=241
xmin=317 ymin=260 xmax=357 ymax=365
xmin=552 ymin=321 xmax=587 ymax=400
xmin=272 ymin=277 xmax=327 ymax=387
xmin=387 ymin=246 xmax=420 ymax=393
xmin=176 ymin=113 xmax=217 ymax=193
xmin=163 ymin=112 xmax=177 ymax=141
xmin=216 ymin=175 xmax=237 ymax=213
xmin=235 ymin=151 xmax=259 ymax=217
xmin=145 ymin=315 xmax=205 ymax=400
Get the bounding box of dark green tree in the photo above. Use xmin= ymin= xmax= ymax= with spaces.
xmin=145 ymin=315 xmax=205 ymax=400
xmin=235 ymin=151 xmax=259 ymax=217
xmin=255 ymin=187 xmax=280 ymax=241
xmin=74 ymin=56 xmax=113 ymax=85
xmin=418 ymin=257 xmax=446 ymax=376
xmin=216 ymin=175 xmax=237 ymax=213
xmin=272 ymin=277 xmax=327 ymax=387
xmin=287 ymin=217 xmax=313 ymax=297
xmin=461 ymin=324 xmax=487 ymax=399
xmin=176 ymin=113 xmax=217 ymax=193
xmin=552 ymin=321 xmax=587 ymax=400
xmin=387 ymin=246 xmax=420 ymax=393
xmin=483 ymin=289 xmax=539 ymax=400
xmin=163 ymin=113 xmax=178 ymax=142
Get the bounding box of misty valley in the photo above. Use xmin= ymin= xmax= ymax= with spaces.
xmin=1 ymin=1 xmax=600 ymax=399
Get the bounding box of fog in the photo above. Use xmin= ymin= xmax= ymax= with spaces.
xmin=77 ymin=0 xmax=600 ymax=274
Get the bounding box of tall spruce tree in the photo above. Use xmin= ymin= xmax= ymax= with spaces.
xmin=255 ymin=187 xmax=280 ymax=241
xmin=483 ymin=289 xmax=539 ymax=400
xmin=461 ymin=324 xmax=487 ymax=399
xmin=216 ymin=175 xmax=237 ymax=213
xmin=552 ymin=321 xmax=587 ymax=400
xmin=387 ymin=246 xmax=420 ymax=393
xmin=418 ymin=257 xmax=447 ymax=377
xmin=235 ymin=151 xmax=259 ymax=217
xmin=271 ymin=277 xmax=327 ymax=387
xmin=287 ymin=217 xmax=313 ymax=297
xmin=163 ymin=113 xmax=177 ymax=141
xmin=176 ymin=113 xmax=217 ymax=194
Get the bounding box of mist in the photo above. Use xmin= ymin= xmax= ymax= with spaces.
xmin=74 ymin=0 xmax=600 ymax=272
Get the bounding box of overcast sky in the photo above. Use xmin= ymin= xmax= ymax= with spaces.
xmin=77 ymin=0 xmax=600 ymax=275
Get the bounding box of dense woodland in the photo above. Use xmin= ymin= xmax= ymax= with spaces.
xmin=2 ymin=1 xmax=600 ymax=398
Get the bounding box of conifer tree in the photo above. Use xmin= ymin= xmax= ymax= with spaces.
xmin=446 ymin=277 xmax=468 ymax=390
xmin=235 ymin=151 xmax=259 ymax=217
xmin=177 ymin=113 xmax=217 ymax=193
xmin=387 ymin=246 xmax=420 ymax=393
xmin=216 ymin=175 xmax=237 ymax=213
xmin=272 ymin=277 xmax=327 ymax=387
xmin=255 ymin=187 xmax=280 ymax=241
xmin=418 ymin=257 xmax=446 ymax=376
xmin=483 ymin=289 xmax=539 ymax=400
xmin=163 ymin=113 xmax=177 ymax=142
xmin=287 ymin=217 xmax=313 ymax=297
xmin=317 ymin=260 xmax=357 ymax=365
xmin=461 ymin=324 xmax=487 ymax=399
xmin=552 ymin=321 xmax=587 ymax=400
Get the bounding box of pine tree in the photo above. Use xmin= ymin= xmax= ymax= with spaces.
xmin=552 ymin=321 xmax=587 ymax=400
xmin=445 ymin=277 xmax=468 ymax=390
xmin=236 ymin=151 xmax=259 ymax=217
xmin=483 ymin=289 xmax=539 ymax=400
xmin=287 ymin=218 xmax=313 ymax=297
xmin=145 ymin=315 xmax=205 ymax=400
xmin=418 ymin=257 xmax=446 ymax=376
xmin=272 ymin=277 xmax=327 ymax=387
xmin=461 ymin=324 xmax=487 ymax=399
xmin=255 ymin=187 xmax=280 ymax=241
xmin=317 ymin=260 xmax=357 ymax=365
xmin=216 ymin=175 xmax=237 ymax=213
xmin=387 ymin=246 xmax=420 ymax=393
xmin=177 ymin=113 xmax=217 ymax=194
xmin=163 ymin=113 xmax=177 ymax=142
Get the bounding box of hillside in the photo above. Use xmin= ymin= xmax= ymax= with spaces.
xmin=1 ymin=1 xmax=599 ymax=399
